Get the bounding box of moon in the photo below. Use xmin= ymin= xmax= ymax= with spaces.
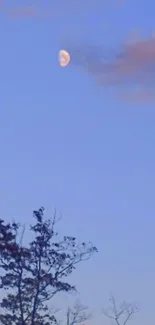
xmin=59 ymin=50 xmax=70 ymax=67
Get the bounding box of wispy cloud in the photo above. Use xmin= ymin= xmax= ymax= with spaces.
xmin=2 ymin=0 xmax=121 ymax=19
xmin=6 ymin=3 xmax=84 ymax=20
xmin=2 ymin=0 xmax=103 ymax=19
xmin=68 ymin=35 xmax=155 ymax=102
xmin=117 ymin=88 xmax=155 ymax=103
xmin=8 ymin=6 xmax=39 ymax=18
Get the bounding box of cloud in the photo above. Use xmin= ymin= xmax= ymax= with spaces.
xmin=6 ymin=2 xmax=86 ymax=19
xmin=8 ymin=6 xmax=39 ymax=18
xmin=116 ymin=88 xmax=155 ymax=103
xmin=3 ymin=0 xmax=122 ymax=20
xmin=7 ymin=5 xmax=61 ymax=19
xmin=67 ymin=36 xmax=155 ymax=102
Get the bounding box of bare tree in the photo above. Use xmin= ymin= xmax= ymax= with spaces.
xmin=66 ymin=300 xmax=91 ymax=325
xmin=102 ymin=295 xmax=138 ymax=325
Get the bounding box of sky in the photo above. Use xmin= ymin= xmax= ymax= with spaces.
xmin=0 ymin=0 xmax=155 ymax=325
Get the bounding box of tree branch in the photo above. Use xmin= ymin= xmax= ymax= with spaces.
xmin=102 ymin=295 xmax=138 ymax=325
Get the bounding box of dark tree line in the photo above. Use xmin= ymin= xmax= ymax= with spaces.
xmin=0 ymin=207 xmax=97 ymax=325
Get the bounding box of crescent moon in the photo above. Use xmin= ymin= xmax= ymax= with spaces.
xmin=59 ymin=50 xmax=70 ymax=67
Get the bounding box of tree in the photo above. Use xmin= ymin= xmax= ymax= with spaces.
xmin=66 ymin=300 xmax=91 ymax=325
xmin=0 ymin=207 xmax=97 ymax=325
xmin=102 ymin=295 xmax=138 ymax=325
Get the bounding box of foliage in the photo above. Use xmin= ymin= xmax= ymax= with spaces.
xmin=0 ymin=207 xmax=97 ymax=325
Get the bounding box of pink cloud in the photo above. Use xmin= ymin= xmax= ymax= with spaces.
xmin=8 ymin=6 xmax=39 ymax=18
xmin=4 ymin=0 xmax=100 ymax=19
xmin=123 ymin=38 xmax=155 ymax=63
xmin=68 ymin=36 xmax=155 ymax=102
xmin=117 ymin=88 xmax=155 ymax=103
xmin=7 ymin=5 xmax=58 ymax=19
xmin=6 ymin=3 xmax=77 ymax=19
xmin=4 ymin=0 xmax=121 ymax=20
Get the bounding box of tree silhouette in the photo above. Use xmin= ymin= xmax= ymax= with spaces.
xmin=66 ymin=300 xmax=91 ymax=325
xmin=0 ymin=207 xmax=97 ymax=325
xmin=102 ymin=295 xmax=138 ymax=325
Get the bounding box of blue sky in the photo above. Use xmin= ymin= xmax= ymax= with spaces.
xmin=0 ymin=1 xmax=155 ymax=324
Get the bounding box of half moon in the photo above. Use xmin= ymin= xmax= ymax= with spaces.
xmin=59 ymin=50 xmax=70 ymax=67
